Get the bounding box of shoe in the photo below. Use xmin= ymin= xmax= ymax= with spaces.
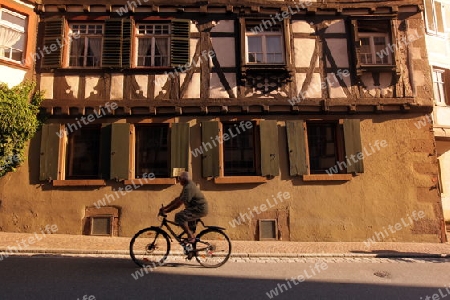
xmin=186 ymin=251 xmax=195 ymax=260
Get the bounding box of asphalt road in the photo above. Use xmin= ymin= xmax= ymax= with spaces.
xmin=1 ymin=256 xmax=450 ymax=300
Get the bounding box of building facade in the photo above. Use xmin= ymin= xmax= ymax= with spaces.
xmin=424 ymin=0 xmax=450 ymax=224
xmin=0 ymin=0 xmax=446 ymax=242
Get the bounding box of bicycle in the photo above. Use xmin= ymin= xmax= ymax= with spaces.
xmin=129 ymin=208 xmax=232 ymax=268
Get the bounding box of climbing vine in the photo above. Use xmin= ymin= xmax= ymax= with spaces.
xmin=0 ymin=81 xmax=44 ymax=177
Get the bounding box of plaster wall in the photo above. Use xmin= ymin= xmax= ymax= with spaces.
xmin=0 ymin=115 xmax=442 ymax=242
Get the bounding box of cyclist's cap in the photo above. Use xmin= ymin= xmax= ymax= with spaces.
xmin=179 ymin=171 xmax=190 ymax=181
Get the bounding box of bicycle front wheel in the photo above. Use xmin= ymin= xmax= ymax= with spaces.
xmin=195 ymin=228 xmax=231 ymax=268
xmin=129 ymin=228 xmax=170 ymax=269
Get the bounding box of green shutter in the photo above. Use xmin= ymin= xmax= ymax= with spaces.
xmin=170 ymin=123 xmax=190 ymax=175
xmin=39 ymin=123 xmax=61 ymax=181
xmin=286 ymin=120 xmax=308 ymax=176
xmin=100 ymin=124 xmax=112 ymax=179
xmin=102 ymin=19 xmax=124 ymax=67
xmin=110 ymin=123 xmax=131 ymax=180
xmin=122 ymin=19 xmax=132 ymax=68
xmin=201 ymin=121 xmax=220 ymax=177
xmin=343 ymin=119 xmax=364 ymax=174
xmin=260 ymin=120 xmax=279 ymax=176
xmin=42 ymin=18 xmax=65 ymax=68
xmin=171 ymin=19 xmax=190 ymax=67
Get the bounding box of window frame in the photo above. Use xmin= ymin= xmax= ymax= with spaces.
xmin=424 ymin=0 xmax=449 ymax=36
xmin=245 ymin=24 xmax=285 ymax=65
xmin=0 ymin=7 xmax=27 ymax=64
xmin=432 ymin=67 xmax=448 ymax=105
xmin=67 ymin=23 xmax=104 ymax=68
xmin=134 ymin=23 xmax=171 ymax=67
xmin=358 ymin=32 xmax=392 ymax=66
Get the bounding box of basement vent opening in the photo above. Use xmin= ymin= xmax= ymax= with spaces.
xmin=90 ymin=216 xmax=112 ymax=236
xmin=259 ymin=219 xmax=277 ymax=240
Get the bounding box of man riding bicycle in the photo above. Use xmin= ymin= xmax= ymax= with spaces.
xmin=159 ymin=172 xmax=208 ymax=244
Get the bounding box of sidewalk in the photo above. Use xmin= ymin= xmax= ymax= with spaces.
xmin=0 ymin=232 xmax=449 ymax=258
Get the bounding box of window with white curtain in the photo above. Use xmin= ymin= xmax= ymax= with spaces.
xmin=69 ymin=24 xmax=103 ymax=67
xmin=432 ymin=68 xmax=448 ymax=105
xmin=245 ymin=24 xmax=284 ymax=64
xmin=424 ymin=0 xmax=450 ymax=35
xmin=136 ymin=24 xmax=170 ymax=67
xmin=0 ymin=8 xmax=27 ymax=63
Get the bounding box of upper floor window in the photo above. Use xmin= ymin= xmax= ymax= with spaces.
xmin=425 ymin=0 xmax=450 ymax=35
xmin=245 ymin=24 xmax=284 ymax=64
xmin=0 ymin=8 xmax=26 ymax=63
xmin=69 ymin=24 xmax=103 ymax=67
xmin=136 ymin=24 xmax=170 ymax=67
xmin=432 ymin=68 xmax=448 ymax=105
xmin=357 ymin=20 xmax=392 ymax=66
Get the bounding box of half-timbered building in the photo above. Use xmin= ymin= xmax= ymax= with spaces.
xmin=0 ymin=0 xmax=446 ymax=242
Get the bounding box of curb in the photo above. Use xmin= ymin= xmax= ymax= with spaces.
xmin=0 ymin=248 xmax=449 ymax=259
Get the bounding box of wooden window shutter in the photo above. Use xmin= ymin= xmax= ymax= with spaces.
xmin=41 ymin=18 xmax=65 ymax=68
xmin=103 ymin=19 xmax=132 ymax=68
xmin=110 ymin=123 xmax=131 ymax=180
xmin=170 ymin=123 xmax=190 ymax=174
xmin=343 ymin=119 xmax=364 ymax=174
xmin=39 ymin=123 xmax=61 ymax=181
xmin=170 ymin=19 xmax=190 ymax=67
xmin=260 ymin=120 xmax=279 ymax=176
xmin=239 ymin=17 xmax=246 ymax=67
xmin=286 ymin=120 xmax=308 ymax=176
xmin=201 ymin=121 xmax=220 ymax=178
xmin=100 ymin=124 xmax=112 ymax=179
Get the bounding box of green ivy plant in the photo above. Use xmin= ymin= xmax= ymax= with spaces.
xmin=0 ymin=81 xmax=44 ymax=177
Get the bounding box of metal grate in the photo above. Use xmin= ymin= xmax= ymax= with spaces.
xmin=90 ymin=216 xmax=112 ymax=236
xmin=259 ymin=219 xmax=277 ymax=240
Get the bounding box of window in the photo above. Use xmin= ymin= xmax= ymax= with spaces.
xmin=223 ymin=122 xmax=257 ymax=176
xmin=432 ymin=68 xmax=448 ymax=105
xmin=200 ymin=120 xmax=279 ymax=182
xmin=135 ymin=124 xmax=170 ymax=178
xmin=286 ymin=120 xmax=364 ymax=180
xmin=357 ymin=20 xmax=392 ymax=66
xmin=136 ymin=24 xmax=170 ymax=67
xmin=245 ymin=24 xmax=284 ymax=64
xmin=0 ymin=8 xmax=26 ymax=63
xmin=425 ymin=0 xmax=450 ymax=35
xmin=65 ymin=126 xmax=101 ymax=179
xmin=307 ymin=122 xmax=343 ymax=174
xmin=69 ymin=24 xmax=103 ymax=67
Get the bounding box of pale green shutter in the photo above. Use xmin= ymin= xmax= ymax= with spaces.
xmin=286 ymin=120 xmax=308 ymax=176
xmin=110 ymin=123 xmax=131 ymax=180
xmin=201 ymin=121 xmax=220 ymax=177
xmin=260 ymin=120 xmax=279 ymax=176
xmin=343 ymin=119 xmax=364 ymax=174
xmin=170 ymin=123 xmax=190 ymax=175
xmin=39 ymin=123 xmax=61 ymax=180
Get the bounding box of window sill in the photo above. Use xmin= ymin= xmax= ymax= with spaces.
xmin=0 ymin=58 xmax=29 ymax=70
xmin=123 ymin=178 xmax=176 ymax=185
xmin=214 ymin=176 xmax=267 ymax=184
xmin=302 ymin=174 xmax=352 ymax=181
xmin=53 ymin=180 xmax=107 ymax=186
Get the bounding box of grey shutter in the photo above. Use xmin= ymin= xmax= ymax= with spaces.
xmin=39 ymin=123 xmax=61 ymax=180
xmin=171 ymin=19 xmax=190 ymax=67
xmin=103 ymin=19 xmax=132 ymax=68
xmin=170 ymin=123 xmax=190 ymax=174
xmin=100 ymin=124 xmax=112 ymax=179
xmin=343 ymin=119 xmax=364 ymax=174
xmin=286 ymin=120 xmax=308 ymax=176
xmin=201 ymin=121 xmax=220 ymax=178
xmin=260 ymin=120 xmax=279 ymax=176
xmin=110 ymin=123 xmax=131 ymax=180
xmin=41 ymin=18 xmax=65 ymax=68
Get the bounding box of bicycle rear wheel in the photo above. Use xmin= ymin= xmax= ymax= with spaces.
xmin=195 ymin=228 xmax=231 ymax=268
xmin=129 ymin=227 xmax=170 ymax=269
